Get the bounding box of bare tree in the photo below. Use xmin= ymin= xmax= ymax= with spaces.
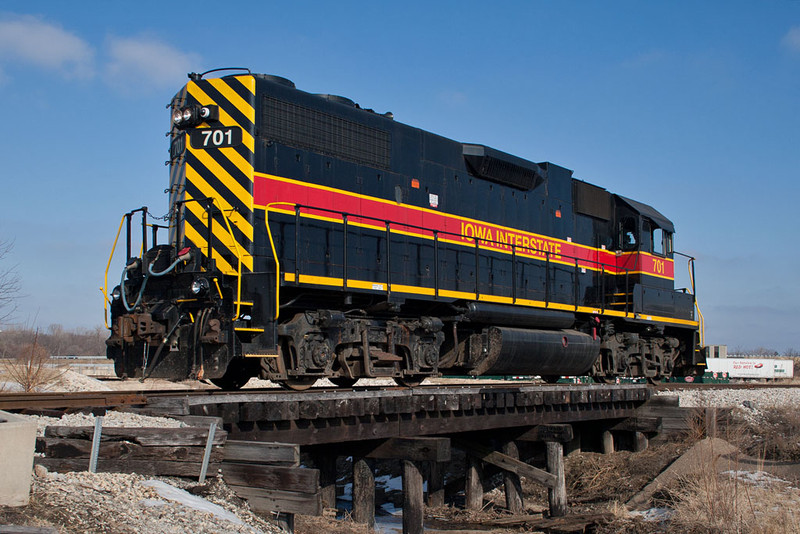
xmin=1 ymin=330 xmax=64 ymax=392
xmin=0 ymin=238 xmax=20 ymax=323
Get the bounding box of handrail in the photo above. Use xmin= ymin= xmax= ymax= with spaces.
xmin=286 ymin=203 xmax=629 ymax=275
xmin=278 ymin=203 xmax=643 ymax=315
xmin=102 ymin=215 xmax=128 ymax=329
xmin=264 ymin=202 xmax=290 ymax=320
xmin=217 ymin=206 xmax=246 ymax=321
xmin=686 ymin=256 xmax=705 ymax=345
xmin=172 ymin=197 xmax=248 ymax=320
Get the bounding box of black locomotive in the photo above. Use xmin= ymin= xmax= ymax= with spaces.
xmin=104 ymin=69 xmax=703 ymax=389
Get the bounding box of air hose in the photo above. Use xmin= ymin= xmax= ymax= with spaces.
xmin=121 ymin=250 xmax=192 ymax=312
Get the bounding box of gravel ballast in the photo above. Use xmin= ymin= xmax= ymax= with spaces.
xmin=657 ymin=386 xmax=800 ymax=408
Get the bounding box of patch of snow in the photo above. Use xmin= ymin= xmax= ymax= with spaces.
xmin=629 ymin=507 xmax=674 ymax=521
xmin=723 ymin=470 xmax=792 ymax=487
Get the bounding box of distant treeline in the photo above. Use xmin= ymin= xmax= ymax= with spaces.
xmin=0 ymin=324 xmax=106 ymax=359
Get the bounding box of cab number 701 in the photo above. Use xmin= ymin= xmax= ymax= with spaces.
xmin=189 ymin=127 xmax=242 ymax=149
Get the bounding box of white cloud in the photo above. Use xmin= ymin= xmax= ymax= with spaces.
xmin=105 ymin=35 xmax=200 ymax=91
xmin=782 ymin=26 xmax=800 ymax=53
xmin=0 ymin=15 xmax=94 ymax=78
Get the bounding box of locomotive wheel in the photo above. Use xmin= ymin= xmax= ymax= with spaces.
xmin=280 ymin=377 xmax=317 ymax=391
xmin=394 ymin=376 xmax=425 ymax=387
xmin=329 ymin=377 xmax=358 ymax=388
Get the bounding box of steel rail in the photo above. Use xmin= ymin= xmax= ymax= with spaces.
xmin=3 ymin=380 xmax=798 ymax=412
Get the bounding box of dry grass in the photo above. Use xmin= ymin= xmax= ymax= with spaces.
xmin=666 ymin=464 xmax=800 ymax=533
xmin=564 ymin=442 xmax=688 ymax=505
xmin=730 ymin=406 xmax=800 ymax=462
xmin=295 ymin=513 xmax=374 ymax=534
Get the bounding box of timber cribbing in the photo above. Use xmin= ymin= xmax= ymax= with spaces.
xmin=144 ymin=384 xmax=651 ymax=445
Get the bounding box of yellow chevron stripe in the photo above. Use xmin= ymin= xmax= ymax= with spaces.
xmin=233 ymin=74 xmax=256 ymax=95
xmin=184 ymin=197 xmax=254 ymax=272
xmin=185 ymin=201 xmax=249 ymax=274
xmin=185 ymin=164 xmax=253 ymax=242
xmin=219 ymin=146 xmax=254 ymax=183
xmin=183 ymin=220 xmax=236 ymax=275
xmin=189 ymin=150 xmax=254 ymax=223
xmin=187 ymin=83 xmax=255 ymax=153
xmin=209 ymin=77 xmax=255 ymax=123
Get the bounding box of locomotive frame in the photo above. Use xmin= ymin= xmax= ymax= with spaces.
xmin=104 ymin=69 xmax=703 ymax=389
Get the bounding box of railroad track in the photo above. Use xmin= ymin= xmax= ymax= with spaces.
xmin=3 ymin=379 xmax=798 ymax=412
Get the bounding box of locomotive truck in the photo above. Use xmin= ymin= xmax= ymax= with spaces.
xmin=104 ymin=69 xmax=703 ymax=390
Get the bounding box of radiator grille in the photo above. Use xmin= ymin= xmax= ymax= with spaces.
xmin=262 ymin=96 xmax=391 ymax=169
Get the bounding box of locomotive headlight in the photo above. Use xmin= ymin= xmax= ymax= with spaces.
xmin=198 ymin=105 xmax=218 ymax=122
xmin=190 ymin=277 xmax=210 ymax=295
xmin=111 ymin=286 xmax=121 ymax=301
xmin=182 ymin=108 xmax=194 ymax=122
xmin=172 ymin=109 xmax=184 ymax=125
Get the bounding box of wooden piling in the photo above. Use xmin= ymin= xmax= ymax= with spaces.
xmin=352 ymin=457 xmax=375 ymax=528
xmin=546 ymin=442 xmax=566 ymax=517
xmin=602 ymin=430 xmax=614 ymax=455
xmin=465 ymin=456 xmax=484 ymax=510
xmin=427 ymin=461 xmax=445 ymax=507
xmin=501 ymin=440 xmax=523 ymax=513
xmin=314 ymin=453 xmax=337 ymax=509
xmin=402 ymin=460 xmax=424 ymax=534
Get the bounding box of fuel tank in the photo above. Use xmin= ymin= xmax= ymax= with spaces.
xmin=464 ymin=302 xmax=575 ymax=329
xmin=469 ymin=327 xmax=600 ymax=376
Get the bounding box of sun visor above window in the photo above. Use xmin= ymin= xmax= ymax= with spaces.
xmin=463 ymin=144 xmax=546 ymax=190
xmin=616 ymin=195 xmax=675 ymax=233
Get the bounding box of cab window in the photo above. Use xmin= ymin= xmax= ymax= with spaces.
xmin=650 ymin=226 xmax=672 ymax=256
xmin=652 ymin=227 xmax=664 ymax=255
xmin=619 ymin=217 xmax=638 ymax=251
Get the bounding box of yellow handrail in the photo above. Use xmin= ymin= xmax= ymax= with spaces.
xmin=688 ymin=260 xmax=705 ymax=346
xmin=264 ymin=202 xmax=296 ymax=321
xmin=102 ymin=215 xmax=127 ymax=329
xmin=215 ymin=205 xmax=246 ymax=321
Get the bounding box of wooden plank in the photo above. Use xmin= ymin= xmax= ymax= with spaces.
xmin=610 ymin=417 xmax=662 ymax=433
xmin=455 ymin=439 xmax=557 ymax=489
xmin=221 ymin=463 xmax=319 ymax=493
xmin=37 ymin=437 xmax=222 ymax=462
xmin=167 ymin=415 xmax=224 ymax=428
xmin=403 ymin=460 xmax=424 ymax=534
xmin=515 ymin=424 xmax=574 ymax=443
xmin=143 ymin=396 xmax=189 ymax=415
xmin=364 ymin=437 xmax=450 ymax=462
xmin=230 ymin=485 xmax=321 ymax=516
xmin=44 ymin=426 xmax=226 ymax=446
xmin=35 ymin=457 xmax=219 ymax=477
xmin=643 ymin=395 xmax=679 ymax=407
xmin=223 ymin=440 xmax=299 ymax=466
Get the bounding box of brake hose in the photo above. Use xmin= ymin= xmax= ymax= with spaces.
xmin=121 ymin=250 xmax=192 ymax=312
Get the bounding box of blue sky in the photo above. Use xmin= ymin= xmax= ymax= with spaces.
xmin=0 ymin=1 xmax=798 ymax=351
